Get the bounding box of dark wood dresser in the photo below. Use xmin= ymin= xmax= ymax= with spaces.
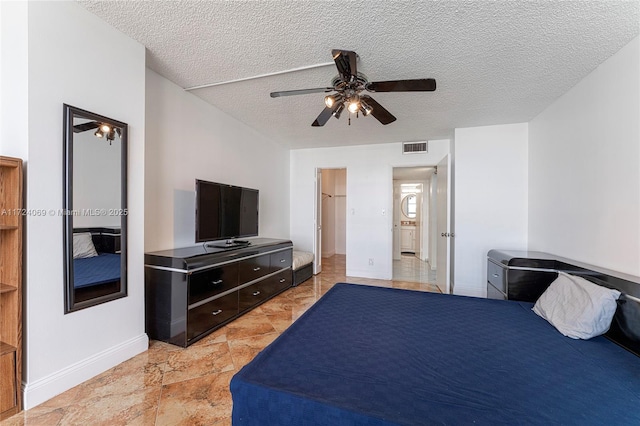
xmin=487 ymin=250 xmax=559 ymax=302
xmin=145 ymin=238 xmax=293 ymax=347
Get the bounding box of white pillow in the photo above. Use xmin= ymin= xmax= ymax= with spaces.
xmin=73 ymin=233 xmax=98 ymax=259
xmin=532 ymin=272 xmax=620 ymax=339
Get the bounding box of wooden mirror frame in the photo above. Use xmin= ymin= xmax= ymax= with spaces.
xmin=63 ymin=104 xmax=128 ymax=313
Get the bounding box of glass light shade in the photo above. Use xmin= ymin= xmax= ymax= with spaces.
xmin=347 ymin=99 xmax=360 ymax=113
xmin=324 ymin=95 xmax=334 ymax=108
xmin=361 ymin=103 xmax=373 ymax=116
xmin=332 ymin=103 xmax=345 ymax=119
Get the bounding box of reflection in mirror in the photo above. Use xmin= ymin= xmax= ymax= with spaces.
xmin=63 ymin=104 xmax=127 ymax=313
xmin=401 ymin=194 xmax=417 ymax=219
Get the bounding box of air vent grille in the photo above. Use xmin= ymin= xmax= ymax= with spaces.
xmin=402 ymin=141 xmax=428 ymax=154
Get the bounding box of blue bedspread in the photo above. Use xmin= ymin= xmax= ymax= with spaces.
xmin=74 ymin=253 xmax=120 ymax=288
xmin=231 ymin=283 xmax=640 ymax=425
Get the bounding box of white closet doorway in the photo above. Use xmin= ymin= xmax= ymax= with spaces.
xmin=314 ymin=168 xmax=347 ymax=276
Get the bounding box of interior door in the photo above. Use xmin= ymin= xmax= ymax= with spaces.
xmin=415 ymin=187 xmax=423 ymax=260
xmin=392 ymin=182 xmax=401 ymax=260
xmin=314 ymin=168 xmax=322 ymax=275
xmin=436 ymin=155 xmax=451 ymax=294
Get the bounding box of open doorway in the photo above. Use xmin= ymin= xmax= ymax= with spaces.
xmin=392 ymin=167 xmax=437 ymax=286
xmin=314 ymin=168 xmax=347 ymax=276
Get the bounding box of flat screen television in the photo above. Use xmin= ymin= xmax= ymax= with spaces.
xmin=195 ymin=179 xmax=259 ymax=246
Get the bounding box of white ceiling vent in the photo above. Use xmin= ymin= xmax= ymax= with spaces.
xmin=402 ymin=141 xmax=428 ymax=154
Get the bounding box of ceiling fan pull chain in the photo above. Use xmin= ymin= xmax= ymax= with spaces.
xmin=348 ymin=114 xmax=351 ymax=126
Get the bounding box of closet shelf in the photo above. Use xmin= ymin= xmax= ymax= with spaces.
xmin=0 ymin=341 xmax=17 ymax=356
xmin=0 ymin=283 xmax=17 ymax=294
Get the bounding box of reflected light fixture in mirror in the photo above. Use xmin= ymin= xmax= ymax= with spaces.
xmin=63 ymin=104 xmax=128 ymax=314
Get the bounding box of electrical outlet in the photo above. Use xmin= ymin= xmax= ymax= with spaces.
xmin=368 ymin=258 xmax=374 ymax=266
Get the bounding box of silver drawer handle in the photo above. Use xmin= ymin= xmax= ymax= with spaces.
xmin=279 ymin=278 xmax=286 ymax=283
xmin=280 ymin=259 xmax=286 ymax=263
xmin=492 ymin=274 xmax=499 ymax=278
xmin=253 ymin=267 xmax=261 ymax=271
xmin=252 ymin=291 xmax=261 ymax=296
xmin=212 ymin=309 xmax=222 ymax=316
xmin=211 ymin=279 xmax=223 ymax=285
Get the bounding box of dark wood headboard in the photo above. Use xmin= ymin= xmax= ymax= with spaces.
xmin=488 ymin=250 xmax=640 ymax=357
xmin=74 ymin=227 xmax=121 ymax=254
xmin=555 ymin=257 xmax=640 ymax=357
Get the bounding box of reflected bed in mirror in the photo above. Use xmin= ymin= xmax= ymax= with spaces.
xmin=63 ymin=104 xmax=127 ymax=313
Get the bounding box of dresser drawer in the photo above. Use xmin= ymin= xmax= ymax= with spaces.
xmin=187 ymin=292 xmax=238 ymax=342
xmin=239 ymin=254 xmax=271 ymax=283
xmin=487 ymin=282 xmax=507 ymax=300
xmin=189 ymin=263 xmax=238 ymax=305
xmin=270 ymin=269 xmax=292 ymax=293
xmin=238 ymin=270 xmax=292 ymax=311
xmin=239 ymin=281 xmax=271 ymax=311
xmin=270 ymin=250 xmax=292 ymax=271
xmin=487 ymin=260 xmax=507 ymax=293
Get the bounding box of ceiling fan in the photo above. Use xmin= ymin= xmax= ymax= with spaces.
xmin=73 ymin=121 xmax=121 ymax=142
xmin=270 ymin=49 xmax=436 ymax=127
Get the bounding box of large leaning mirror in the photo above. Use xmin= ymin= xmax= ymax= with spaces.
xmin=63 ymin=104 xmax=127 ymax=313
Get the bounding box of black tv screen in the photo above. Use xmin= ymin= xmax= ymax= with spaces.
xmin=195 ymin=179 xmax=259 ymax=243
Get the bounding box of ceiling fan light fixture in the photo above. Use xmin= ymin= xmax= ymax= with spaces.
xmin=94 ymin=129 xmax=104 ymax=138
xmin=324 ymin=94 xmax=342 ymax=108
xmin=347 ymin=96 xmax=360 ymax=114
xmin=100 ymin=124 xmax=111 ymax=133
xmin=332 ymin=103 xmax=345 ymax=119
xmin=360 ymin=100 xmax=373 ymax=116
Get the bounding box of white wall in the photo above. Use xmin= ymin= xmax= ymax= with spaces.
xmin=453 ymin=123 xmax=529 ymax=297
xmin=11 ymin=1 xmax=147 ymax=408
xmin=145 ymin=69 xmax=290 ymax=252
xmin=529 ymin=36 xmax=640 ymax=276
xmin=290 ymin=140 xmax=449 ymax=280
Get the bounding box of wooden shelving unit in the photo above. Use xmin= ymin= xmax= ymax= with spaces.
xmin=0 ymin=156 xmax=23 ymax=420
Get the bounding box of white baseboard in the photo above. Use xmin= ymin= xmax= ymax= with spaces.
xmin=23 ymin=333 xmax=148 ymax=409
xmin=452 ymin=284 xmax=484 ymax=298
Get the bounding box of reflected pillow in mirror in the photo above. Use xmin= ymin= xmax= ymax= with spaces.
xmin=73 ymin=233 xmax=98 ymax=259
xmin=532 ymin=272 xmax=620 ymax=339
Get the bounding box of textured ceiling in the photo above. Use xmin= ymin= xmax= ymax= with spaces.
xmin=79 ymin=1 xmax=639 ymax=149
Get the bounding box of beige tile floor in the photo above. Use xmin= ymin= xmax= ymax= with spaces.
xmin=2 ymin=255 xmax=439 ymax=426
xmin=392 ymin=253 xmax=437 ymax=285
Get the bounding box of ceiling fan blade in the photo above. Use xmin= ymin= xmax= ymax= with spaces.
xmin=73 ymin=121 xmax=100 ymax=133
xmin=331 ymin=49 xmax=358 ymax=82
xmin=361 ymin=95 xmax=396 ymax=125
xmin=311 ymin=106 xmax=336 ymax=127
xmin=270 ymin=87 xmax=333 ymax=98
xmin=366 ymin=78 xmax=436 ymax=92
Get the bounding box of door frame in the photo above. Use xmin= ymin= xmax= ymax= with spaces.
xmin=390 ymin=160 xmax=452 ymax=287
xmin=314 ymin=167 xmax=348 ymax=275
xmin=313 ymin=168 xmax=322 ymax=275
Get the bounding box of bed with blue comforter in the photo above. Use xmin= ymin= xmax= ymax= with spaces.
xmin=73 ymin=253 xmax=121 ymax=288
xmin=231 ymin=283 xmax=640 ymax=425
